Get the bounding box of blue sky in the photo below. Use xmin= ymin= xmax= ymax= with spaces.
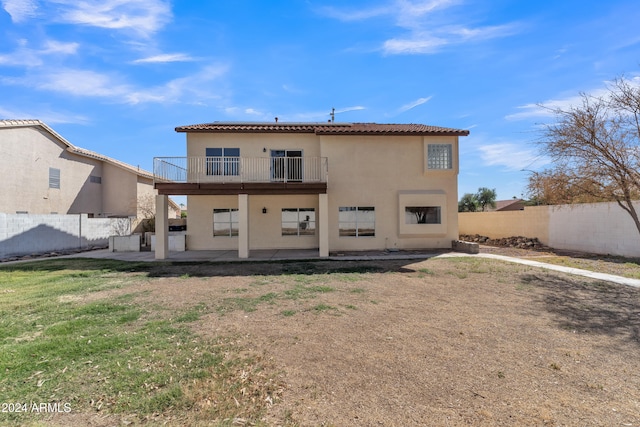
xmin=1 ymin=0 xmax=639 ymax=202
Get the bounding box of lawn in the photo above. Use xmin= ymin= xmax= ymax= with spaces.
xmin=0 ymin=257 xmax=639 ymax=426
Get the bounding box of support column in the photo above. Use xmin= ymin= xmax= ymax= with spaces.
xmin=155 ymin=194 xmax=169 ymax=260
xmin=238 ymin=193 xmax=250 ymax=259
xmin=319 ymin=193 xmax=329 ymax=257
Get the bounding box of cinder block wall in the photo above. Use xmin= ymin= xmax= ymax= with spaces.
xmin=548 ymin=202 xmax=640 ymax=257
xmin=459 ymin=202 xmax=640 ymax=258
xmin=458 ymin=206 xmax=549 ymax=244
xmin=0 ymin=214 xmax=128 ymax=258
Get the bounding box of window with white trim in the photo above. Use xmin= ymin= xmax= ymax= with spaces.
xmin=338 ymin=206 xmax=375 ymax=237
xmin=213 ymin=208 xmax=238 ymax=236
xmin=427 ymin=144 xmax=452 ymax=169
xmin=282 ymin=208 xmax=316 ymax=236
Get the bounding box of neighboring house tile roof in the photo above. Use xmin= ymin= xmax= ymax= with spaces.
xmin=175 ymin=122 xmax=470 ymax=136
xmin=492 ymin=199 xmax=525 ymax=211
xmin=0 ymin=119 xmax=154 ymax=179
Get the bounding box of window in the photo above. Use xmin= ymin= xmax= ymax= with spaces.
xmin=282 ymin=208 xmax=316 ymax=236
xmin=405 ymin=206 xmax=441 ymax=224
xmin=90 ymin=175 xmax=102 ymax=184
xmin=339 ymin=206 xmax=375 ymax=237
xmin=427 ymin=144 xmax=452 ymax=169
xmin=271 ymin=150 xmax=303 ymax=182
xmin=213 ymin=208 xmax=238 ymax=236
xmin=49 ymin=167 xmax=60 ymax=189
xmin=206 ymin=148 xmax=240 ymax=176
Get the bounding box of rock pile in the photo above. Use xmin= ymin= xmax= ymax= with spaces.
xmin=459 ymin=234 xmax=548 ymax=250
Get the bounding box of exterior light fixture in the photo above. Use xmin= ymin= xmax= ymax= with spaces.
xmin=262 ymin=207 xmax=267 ymax=214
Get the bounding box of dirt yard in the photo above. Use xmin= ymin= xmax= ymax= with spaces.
xmin=62 ymin=253 xmax=640 ymax=426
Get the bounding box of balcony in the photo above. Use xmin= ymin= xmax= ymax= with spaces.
xmin=153 ymin=156 xmax=328 ymax=195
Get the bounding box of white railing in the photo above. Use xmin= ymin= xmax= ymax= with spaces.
xmin=154 ymin=156 xmax=328 ymax=184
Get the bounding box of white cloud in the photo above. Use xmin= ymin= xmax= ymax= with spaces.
xmin=477 ymin=142 xmax=544 ymax=171
xmin=10 ymin=0 xmax=173 ymax=37
xmin=2 ymin=62 xmax=231 ymax=105
xmin=60 ymin=0 xmax=171 ymax=36
xmin=322 ymin=0 xmax=520 ymax=55
xmin=316 ymin=5 xmax=392 ymax=22
xmin=34 ymin=69 xmax=132 ymax=98
xmin=125 ymin=64 xmax=230 ymax=104
xmin=1 ymin=0 xmax=38 ymax=22
xmin=383 ymin=23 xmax=519 ymax=54
xmin=505 ymin=87 xmax=612 ymax=121
xmin=398 ymin=96 xmax=432 ymax=112
xmin=0 ymin=39 xmax=79 ymax=66
xmin=335 ymin=106 xmax=366 ymax=114
xmin=132 ymin=53 xmax=196 ymax=64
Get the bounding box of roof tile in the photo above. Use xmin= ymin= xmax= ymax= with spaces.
xmin=175 ymin=122 xmax=469 ymax=136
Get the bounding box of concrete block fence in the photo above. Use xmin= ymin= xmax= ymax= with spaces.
xmin=459 ymin=201 xmax=640 ymax=258
xmin=0 ymin=213 xmax=131 ymax=258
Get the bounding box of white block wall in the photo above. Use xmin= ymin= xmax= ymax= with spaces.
xmin=0 ymin=213 xmax=131 ymax=258
xmin=548 ymin=202 xmax=640 ymax=258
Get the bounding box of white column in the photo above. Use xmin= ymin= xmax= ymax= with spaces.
xmin=155 ymin=194 xmax=169 ymax=259
xmin=319 ymin=193 xmax=329 ymax=257
xmin=238 ymin=193 xmax=250 ymax=259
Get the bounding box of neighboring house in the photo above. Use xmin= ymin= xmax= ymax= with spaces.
xmin=490 ymin=199 xmax=525 ymax=212
xmin=153 ymin=121 xmax=469 ymax=258
xmin=168 ymin=198 xmax=181 ymax=219
xmin=0 ymin=119 xmax=156 ymax=217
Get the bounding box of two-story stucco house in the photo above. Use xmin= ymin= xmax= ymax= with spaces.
xmin=153 ymin=122 xmax=469 ymax=259
xmin=0 ymin=119 xmax=163 ymax=218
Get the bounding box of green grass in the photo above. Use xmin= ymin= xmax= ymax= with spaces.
xmin=0 ymin=259 xmax=276 ymax=426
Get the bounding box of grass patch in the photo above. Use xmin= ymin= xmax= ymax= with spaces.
xmin=175 ymin=302 xmax=208 ymax=323
xmin=312 ymin=303 xmax=337 ymax=313
xmin=0 ymin=259 xmax=278 ymax=425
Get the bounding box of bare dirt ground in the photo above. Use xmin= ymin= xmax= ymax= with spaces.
xmin=49 ymin=249 xmax=639 ymax=427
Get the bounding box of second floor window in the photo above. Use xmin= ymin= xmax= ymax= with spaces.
xmin=206 ymin=148 xmax=240 ymax=176
xmin=49 ymin=167 xmax=60 ymax=189
xmin=427 ymin=144 xmax=452 ymax=170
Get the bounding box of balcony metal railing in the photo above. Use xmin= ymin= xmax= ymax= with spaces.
xmin=154 ymin=156 xmax=328 ymax=184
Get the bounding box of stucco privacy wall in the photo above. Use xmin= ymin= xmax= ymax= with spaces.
xmin=548 ymin=202 xmax=640 ymax=257
xmin=458 ymin=206 xmax=550 ymax=244
xmin=0 ymin=213 xmax=130 ymax=258
xmin=458 ymin=201 xmax=640 ymax=257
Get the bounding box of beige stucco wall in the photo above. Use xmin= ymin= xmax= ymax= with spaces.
xmin=320 ymin=134 xmax=459 ymax=251
xmin=187 ymin=194 xmax=320 ymax=250
xmin=187 ymin=132 xmax=321 ymax=158
xmin=184 ymin=132 xmax=460 ymax=251
xmin=458 ymin=206 xmax=550 ymax=244
xmin=1 ymin=126 xmax=156 ymax=217
xmin=0 ymin=127 xmax=103 ymax=214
